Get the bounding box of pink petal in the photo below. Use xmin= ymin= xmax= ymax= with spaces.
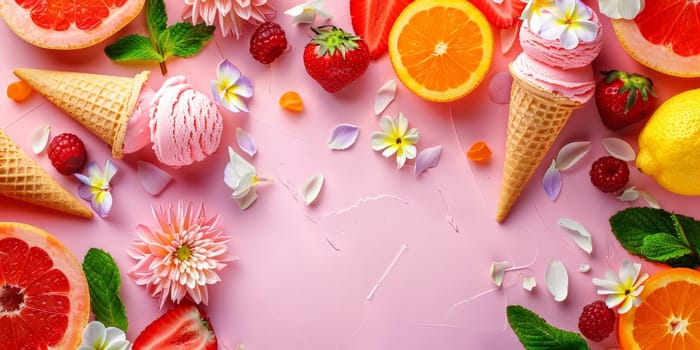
xmin=602 ymin=137 xmax=636 ymax=161
xmin=543 ymin=160 xmax=562 ymax=200
xmin=136 ymin=160 xmax=173 ymax=196
xmin=236 ymin=128 xmax=258 ymax=157
xmin=328 ymin=124 xmax=359 ymax=150
xmin=414 ymin=145 xmax=442 ymax=177
xmin=488 ymin=71 xmax=512 ymax=104
xmin=555 ymin=141 xmax=591 ymax=170
xmin=374 ymin=79 xmax=397 ymax=115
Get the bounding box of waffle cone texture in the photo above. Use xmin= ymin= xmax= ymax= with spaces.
xmin=13 ymin=68 xmax=150 ymax=159
xmin=496 ymin=63 xmax=582 ymax=222
xmin=0 ymin=129 xmax=92 ymax=218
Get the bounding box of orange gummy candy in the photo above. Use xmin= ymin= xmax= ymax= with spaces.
xmin=467 ymin=141 xmax=492 ymax=163
xmin=7 ymin=80 xmax=32 ymax=102
xmin=279 ymin=91 xmax=303 ymax=112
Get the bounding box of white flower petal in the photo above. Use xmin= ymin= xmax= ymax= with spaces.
xmin=522 ymin=276 xmax=536 ymax=291
xmin=235 ymin=189 xmax=258 ymax=210
xmin=378 ymin=115 xmax=394 ymax=133
xmin=618 ymin=186 xmax=639 ymax=202
xmin=618 ymin=0 xmax=643 ymax=19
xmin=545 ymin=259 xmax=568 ymax=302
xmin=555 ymin=141 xmax=591 ymax=170
xmin=374 ymin=80 xmax=397 ymax=115
xmin=284 ymin=4 xmax=305 ymax=16
xmin=602 ymin=137 xmax=636 ymax=161
xmin=301 ymin=173 xmax=324 ymax=205
xmin=31 ymin=124 xmax=50 ymax=154
xmin=573 ymin=20 xmax=598 ymax=42
xmin=559 ymin=27 xmax=580 ymax=49
xmin=500 ymin=25 xmax=519 ymax=54
xmin=598 ymin=0 xmax=622 ymax=18
xmin=490 ymin=261 xmax=508 ymax=287
xmin=236 ymin=128 xmax=258 ymax=157
xmin=136 ymin=160 xmax=173 ymax=196
xmin=558 ymin=218 xmax=593 ymax=254
xmin=414 ymin=145 xmax=442 ymax=177
xmin=81 ymin=321 xmax=107 ymax=347
xmin=578 ymin=264 xmax=591 ymax=273
xmin=638 ymin=189 xmax=660 ymax=208
xmin=329 ymin=124 xmax=360 ymax=150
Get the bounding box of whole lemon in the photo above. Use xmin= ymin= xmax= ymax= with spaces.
xmin=637 ymin=88 xmax=700 ymax=195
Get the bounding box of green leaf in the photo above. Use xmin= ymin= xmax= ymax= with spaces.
xmin=160 ymin=22 xmax=215 ymax=58
xmin=674 ymin=213 xmax=700 ymax=253
xmin=146 ymin=0 xmax=167 ymax=39
xmin=640 ymin=233 xmax=694 ymax=263
xmin=82 ymin=248 xmax=128 ymax=332
xmin=104 ymin=34 xmax=163 ymax=62
xmin=506 ymin=305 xmax=589 ymax=350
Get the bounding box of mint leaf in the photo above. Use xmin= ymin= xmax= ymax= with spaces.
xmin=146 ymin=0 xmax=167 ymax=39
xmin=82 ymin=248 xmax=128 ymax=332
xmin=105 ymin=34 xmax=163 ymax=62
xmin=674 ymin=213 xmax=700 ymax=253
xmin=161 ymin=22 xmax=215 ymax=58
xmin=640 ymin=233 xmax=694 ymax=263
xmin=507 ymin=305 xmax=589 ymax=350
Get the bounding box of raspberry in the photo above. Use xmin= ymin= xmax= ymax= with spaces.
xmin=578 ymin=300 xmax=616 ymax=342
xmin=249 ymin=22 xmax=288 ymax=64
xmin=589 ymin=156 xmax=629 ymax=193
xmin=47 ymin=133 xmax=87 ymax=175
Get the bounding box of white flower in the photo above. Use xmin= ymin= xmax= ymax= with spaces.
xmin=284 ymin=0 xmax=333 ymax=24
xmin=520 ymin=0 xmax=556 ymax=33
xmin=224 ymin=147 xmax=269 ymax=210
xmin=539 ymin=0 xmax=598 ymax=49
xmin=598 ymin=0 xmax=644 ymax=19
xmin=592 ymin=260 xmax=649 ymax=314
xmin=79 ymin=321 xmax=131 ymax=350
xmin=370 ymin=113 xmax=419 ymax=169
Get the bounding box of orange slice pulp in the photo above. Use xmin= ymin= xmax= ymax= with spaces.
xmin=388 ymin=0 xmax=493 ymax=102
xmin=618 ymin=267 xmax=700 ymax=350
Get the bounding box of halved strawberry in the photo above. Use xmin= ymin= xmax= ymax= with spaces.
xmin=469 ymin=0 xmax=526 ymax=28
xmin=133 ymin=304 xmax=217 ymax=350
xmin=350 ymin=0 xmax=413 ymax=59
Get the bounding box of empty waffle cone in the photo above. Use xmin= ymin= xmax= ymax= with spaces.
xmin=496 ymin=63 xmax=582 ymax=222
xmin=0 ymin=129 xmax=92 ymax=218
xmin=13 ymin=68 xmax=150 ymax=159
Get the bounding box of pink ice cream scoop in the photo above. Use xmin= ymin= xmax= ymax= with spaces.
xmin=511 ymin=53 xmax=595 ymax=104
xmin=148 ymin=76 xmax=223 ymax=167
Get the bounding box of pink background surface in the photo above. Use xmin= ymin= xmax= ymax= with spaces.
xmin=2 ymin=0 xmax=700 ymax=349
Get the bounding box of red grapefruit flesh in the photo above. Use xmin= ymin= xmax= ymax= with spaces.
xmin=613 ymin=1 xmax=700 ymax=77
xmin=0 ymin=0 xmax=145 ymax=50
xmin=0 ymin=222 xmax=89 ymax=350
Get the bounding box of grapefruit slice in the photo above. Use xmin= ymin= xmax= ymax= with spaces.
xmin=613 ymin=1 xmax=700 ymax=77
xmin=0 ymin=0 xmax=145 ymax=50
xmin=0 ymin=222 xmax=89 ymax=349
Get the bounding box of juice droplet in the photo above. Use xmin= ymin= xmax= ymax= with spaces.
xmin=279 ymin=91 xmax=303 ymax=112
xmin=467 ymin=141 xmax=492 ymax=163
xmin=7 ymin=81 xmax=32 ymax=102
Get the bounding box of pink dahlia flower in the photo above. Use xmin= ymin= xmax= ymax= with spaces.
xmin=127 ymin=201 xmax=235 ymax=308
xmin=183 ymin=0 xmax=276 ymax=38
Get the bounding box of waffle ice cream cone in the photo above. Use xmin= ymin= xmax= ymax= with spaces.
xmin=496 ymin=63 xmax=582 ymax=222
xmin=13 ymin=68 xmax=150 ymax=159
xmin=0 ymin=129 xmax=92 ymax=218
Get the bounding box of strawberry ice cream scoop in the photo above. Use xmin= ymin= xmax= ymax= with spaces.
xmin=511 ymin=53 xmax=595 ymax=104
xmin=149 ymin=76 xmax=223 ymax=167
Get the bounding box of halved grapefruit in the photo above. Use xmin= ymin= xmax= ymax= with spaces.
xmin=0 ymin=222 xmax=90 ymax=349
xmin=613 ymin=1 xmax=700 ymax=77
xmin=0 ymin=0 xmax=145 ymax=50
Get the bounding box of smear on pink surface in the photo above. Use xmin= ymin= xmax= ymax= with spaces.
xmin=488 ymin=72 xmax=513 ymax=104
xmin=437 ymin=188 xmax=459 ymax=233
xmin=326 ymin=195 xmax=407 ymax=218
xmin=367 ymin=242 xmax=408 ymax=300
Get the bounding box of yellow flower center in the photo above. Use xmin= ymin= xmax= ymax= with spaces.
xmin=176 ymin=245 xmax=192 ymax=261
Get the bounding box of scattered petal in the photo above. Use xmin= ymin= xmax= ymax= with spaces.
xmin=638 ymin=189 xmax=660 ymax=209
xmin=236 ymin=128 xmax=258 ymax=157
xmin=328 ymin=124 xmax=360 ymax=150
xmin=522 ymin=276 xmax=536 ymax=291
xmin=545 ymin=259 xmax=568 ymax=302
xmin=500 ymin=25 xmax=519 ymax=54
xmin=488 ymin=72 xmax=513 ymax=104
xmin=467 ymin=141 xmax=492 ymax=163
xmin=555 ymin=141 xmax=591 ymax=170
xmin=618 ymin=186 xmax=639 ymax=202
xmin=490 ymin=261 xmax=508 ymax=287
xmin=558 ymin=218 xmax=593 ymax=254
xmin=543 ymin=160 xmax=562 ymax=200
xmin=136 ymin=161 xmax=173 ymax=196
xmin=31 ymin=124 xmax=50 ymax=154
xmin=598 ymin=0 xmax=643 ymax=19
xmin=284 ymin=0 xmax=333 ymax=24
xmin=279 ymin=91 xmax=304 ymax=112
xmin=414 ymin=145 xmax=442 ymax=177
xmin=301 ymin=173 xmax=324 ymax=205
xmin=374 ymin=79 xmax=397 ymax=115
xmin=578 ymin=264 xmax=591 ymax=273
xmin=602 ymin=137 xmax=636 ymax=161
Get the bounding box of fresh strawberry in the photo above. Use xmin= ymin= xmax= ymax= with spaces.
xmin=595 ymin=70 xmax=657 ymax=130
xmin=133 ymin=304 xmax=217 ymax=350
xmin=47 ymin=133 xmax=87 ymax=176
xmin=249 ymin=22 xmax=288 ymax=64
xmin=303 ymin=26 xmax=370 ymax=93
xmin=469 ymin=0 xmax=526 ymax=28
xmin=349 ymin=0 xmax=413 ymax=59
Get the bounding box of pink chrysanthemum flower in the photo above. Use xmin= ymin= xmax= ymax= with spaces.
xmin=127 ymin=201 xmax=235 ymax=308
xmin=183 ymin=0 xmax=276 ymax=38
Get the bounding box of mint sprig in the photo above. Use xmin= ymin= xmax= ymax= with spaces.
xmin=82 ymin=248 xmax=129 ymax=332
xmin=105 ymin=0 xmax=214 ymax=75
xmin=507 ymin=305 xmax=590 ymax=350
xmin=609 ymin=207 xmax=700 ymax=267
